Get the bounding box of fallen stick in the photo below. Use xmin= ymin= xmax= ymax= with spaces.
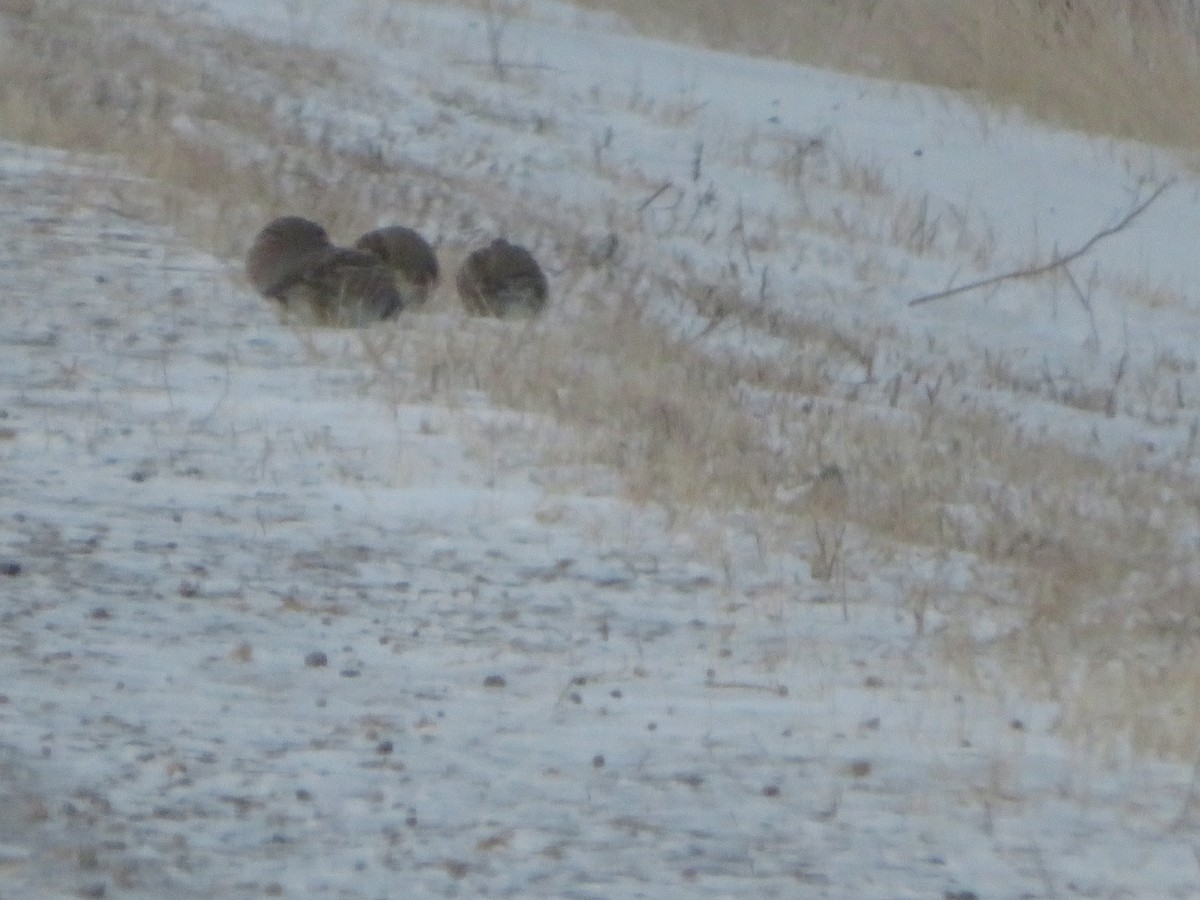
xmin=908 ymin=178 xmax=1175 ymax=307
xmin=637 ymin=181 xmax=673 ymax=213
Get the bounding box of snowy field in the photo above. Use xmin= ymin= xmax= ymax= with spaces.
xmin=3 ymin=1 xmax=1200 ymax=897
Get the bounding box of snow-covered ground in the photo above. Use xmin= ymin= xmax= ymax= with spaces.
xmin=3 ymin=2 xmax=1200 ymax=897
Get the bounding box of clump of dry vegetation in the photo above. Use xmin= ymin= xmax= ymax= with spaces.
xmin=2 ymin=0 xmax=1200 ymax=764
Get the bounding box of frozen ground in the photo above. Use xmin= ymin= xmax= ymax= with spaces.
xmin=3 ymin=2 xmax=1200 ymax=897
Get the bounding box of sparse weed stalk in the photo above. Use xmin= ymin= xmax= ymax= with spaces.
xmin=891 ymin=194 xmax=940 ymax=256
xmin=810 ymin=520 xmax=846 ymax=585
xmin=479 ymin=0 xmax=519 ymax=82
xmin=837 ymin=156 xmax=890 ymax=197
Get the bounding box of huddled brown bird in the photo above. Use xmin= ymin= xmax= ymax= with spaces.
xmin=455 ymin=238 xmax=548 ymax=317
xmin=354 ymin=225 xmax=440 ymax=309
xmin=245 ymin=216 xmax=401 ymax=327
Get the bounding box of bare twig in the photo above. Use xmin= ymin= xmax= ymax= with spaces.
xmin=908 ymin=179 xmax=1174 ymax=307
xmin=734 ymin=201 xmax=754 ymax=274
xmin=704 ymin=677 xmax=789 ymax=696
xmin=1105 ymin=349 xmax=1129 ymax=418
xmin=1062 ymin=263 xmax=1100 ymax=348
xmin=482 ymin=0 xmax=515 ymax=82
xmin=636 ymin=181 xmax=673 ymax=213
xmin=451 ymin=59 xmax=557 ymax=75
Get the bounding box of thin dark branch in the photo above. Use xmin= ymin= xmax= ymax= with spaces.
xmin=908 ymin=179 xmax=1175 ymax=307
xmin=637 ymin=181 xmax=673 ymax=213
xmin=450 ymin=59 xmax=560 ymax=74
xmin=1062 ymin=263 xmax=1100 ymax=348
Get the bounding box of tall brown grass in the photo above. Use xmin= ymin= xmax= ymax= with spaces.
xmin=567 ymin=0 xmax=1200 ymax=152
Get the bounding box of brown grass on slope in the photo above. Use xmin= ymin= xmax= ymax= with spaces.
xmin=564 ymin=0 xmax=1200 ymax=152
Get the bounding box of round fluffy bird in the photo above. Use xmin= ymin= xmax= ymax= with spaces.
xmin=455 ymin=238 xmax=548 ymax=317
xmin=245 ymin=215 xmax=331 ymax=298
xmin=245 ymin=216 xmax=402 ymax=327
xmin=354 ymin=225 xmax=440 ymax=308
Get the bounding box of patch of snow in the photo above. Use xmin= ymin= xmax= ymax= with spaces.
xmin=2 ymin=1 xmax=1199 ymax=896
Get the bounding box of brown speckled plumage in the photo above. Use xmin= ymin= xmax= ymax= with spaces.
xmin=245 ymin=216 xmax=332 ymax=297
xmin=246 ymin=217 xmax=402 ymax=326
xmin=354 ymin=225 xmax=440 ymax=308
xmin=455 ymin=239 xmax=548 ymax=317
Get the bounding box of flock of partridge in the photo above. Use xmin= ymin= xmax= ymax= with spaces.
xmin=245 ymin=215 xmax=549 ymax=327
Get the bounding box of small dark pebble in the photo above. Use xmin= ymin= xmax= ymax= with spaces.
xmin=304 ymin=651 xmax=328 ymax=668
xmin=610 ymin=689 xmax=622 ymax=699
xmin=377 ymin=741 xmax=393 ymax=755
xmin=339 ymin=669 xmax=361 ymax=678
xmin=405 ymin=815 xmax=418 ymax=827
xmin=295 ymin=789 xmax=311 ymax=802
xmin=1 ymin=562 xmax=21 ymax=577
xmin=78 ymin=884 xmax=106 ymax=899
xmin=592 ymin=755 xmax=605 ymax=768
xmin=483 ymin=675 xmax=506 ymax=689
xmin=762 ymin=785 xmax=781 ymax=798
xmin=89 ymin=608 xmax=110 ymax=620
xmin=945 ymin=892 xmax=978 ymax=900
xmin=569 ymin=692 xmax=582 ymax=704
xmin=1010 ymin=718 xmax=1025 ymax=731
